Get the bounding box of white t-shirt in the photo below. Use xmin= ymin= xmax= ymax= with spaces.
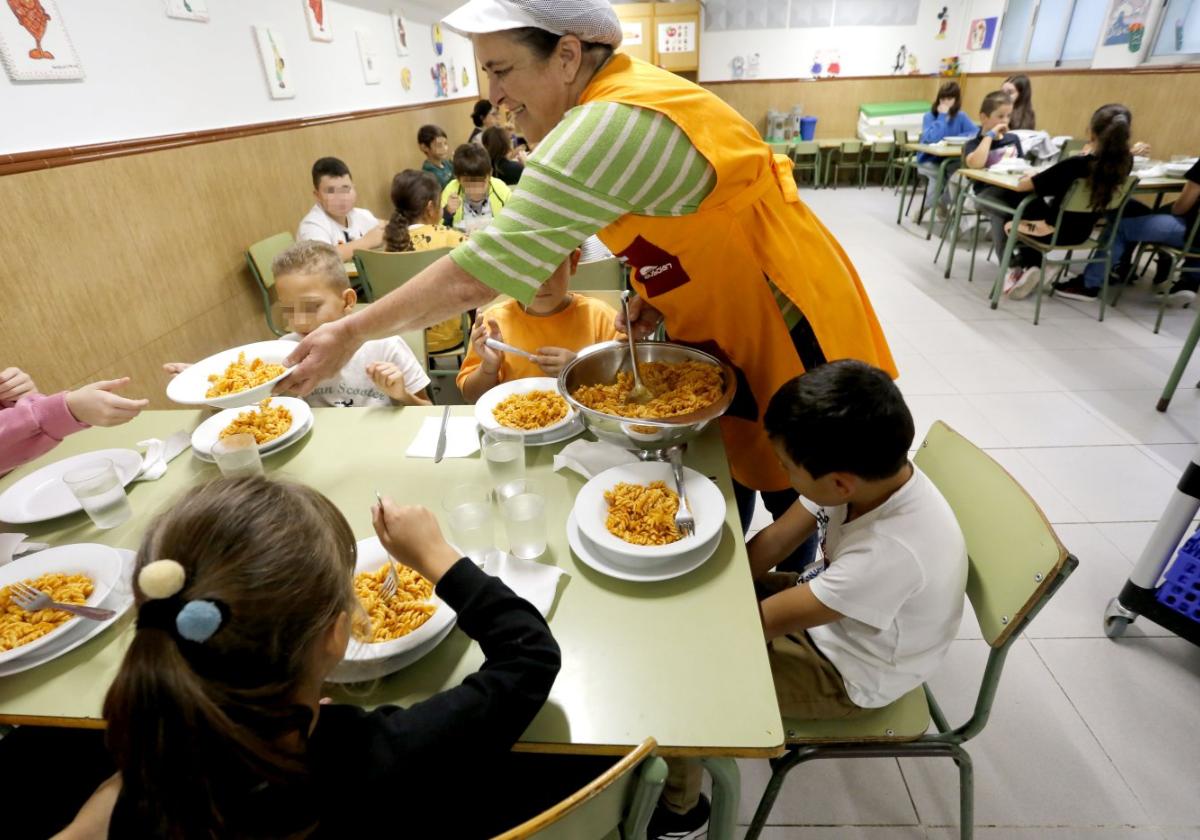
xmin=802 ymin=465 xmax=968 ymax=708
xmin=297 ymin=204 xmax=380 ymax=246
xmin=283 ymin=333 xmax=430 ymax=408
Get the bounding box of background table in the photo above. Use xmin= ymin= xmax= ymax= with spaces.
xmin=898 ymin=143 xmax=964 ymax=238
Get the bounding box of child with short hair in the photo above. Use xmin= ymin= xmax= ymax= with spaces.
xmin=417 ymin=124 xmax=455 ymax=190
xmin=59 ymin=476 xmax=561 ymax=837
xmin=456 ymin=250 xmax=619 ymax=403
xmin=481 ymin=125 xmax=525 ymax=186
xmin=441 ymin=143 xmax=511 ymax=234
xmin=963 ymin=91 xmax=1023 ymax=172
xmin=297 ymin=156 xmax=386 ymax=261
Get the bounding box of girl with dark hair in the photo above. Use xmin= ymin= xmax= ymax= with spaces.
xmin=1002 ymin=74 xmax=1036 ymax=130
xmin=482 ymin=125 xmax=525 ymax=185
xmin=917 ymin=81 xmax=976 ymax=215
xmin=468 ymin=98 xmax=499 ymax=144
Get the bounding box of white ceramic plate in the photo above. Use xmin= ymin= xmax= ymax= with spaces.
xmin=341 ymin=536 xmax=457 ymax=663
xmin=944 ymin=136 xmax=970 ymax=146
xmin=475 ymin=377 xmax=577 ymax=437
xmin=1165 ymin=162 xmax=1194 ymax=177
xmin=191 ymin=415 xmax=314 ymax=464
xmin=0 ymin=449 xmax=144 ymax=525
xmin=166 ymin=340 xmax=297 ymax=409
xmin=0 ymin=544 xmax=123 ymax=665
xmin=0 ymin=549 xmax=134 ymax=678
xmin=189 ymin=398 xmax=313 ymax=457
xmin=566 ymin=510 xmax=721 ymax=583
xmin=326 ymin=619 xmax=456 ymax=684
xmin=522 ymin=414 xmax=586 ymax=448
xmin=574 ymin=461 xmax=727 ymax=563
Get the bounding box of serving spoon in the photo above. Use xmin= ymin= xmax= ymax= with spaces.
xmin=620 ymin=291 xmax=653 ymax=404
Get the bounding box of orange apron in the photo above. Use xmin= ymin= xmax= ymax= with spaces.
xmin=580 ymin=56 xmax=896 ymax=492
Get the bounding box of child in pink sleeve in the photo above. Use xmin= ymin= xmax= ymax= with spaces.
xmin=0 ymin=368 xmax=149 ymax=475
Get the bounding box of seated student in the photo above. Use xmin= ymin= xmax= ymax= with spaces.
xmin=980 ymin=104 xmax=1134 ymax=300
xmin=468 ymin=99 xmax=500 ymax=145
xmin=297 ymin=157 xmax=386 ymax=261
xmin=652 ymin=361 xmax=968 ymax=839
xmin=482 ymin=125 xmax=525 ymax=186
xmin=59 ymin=476 xmax=562 ymax=838
xmin=1002 ymin=74 xmax=1036 ymax=131
xmin=962 ymin=91 xmax=1023 ymax=173
xmin=917 ymin=81 xmax=976 ymax=216
xmin=418 ymin=124 xmax=455 ymax=191
xmin=457 ymin=249 xmax=619 ymax=403
xmin=166 ymin=242 xmax=430 ymax=408
xmin=0 ymin=371 xmax=147 ymax=475
xmin=441 ymin=143 xmax=512 ymax=234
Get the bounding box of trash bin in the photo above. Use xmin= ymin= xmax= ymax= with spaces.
xmin=800 ymin=115 xmax=818 ymax=141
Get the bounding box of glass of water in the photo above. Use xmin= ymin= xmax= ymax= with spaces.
xmin=442 ymin=484 xmax=494 ymax=562
xmin=497 ymin=479 xmax=547 ymax=560
xmin=63 ymin=459 xmax=132 ymax=529
xmin=482 ymin=428 xmax=525 ymax=497
xmin=211 ymin=433 xmax=263 ymax=478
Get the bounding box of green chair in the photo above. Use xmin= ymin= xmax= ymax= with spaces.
xmin=246 ymin=232 xmax=296 ymax=337
xmin=888 ymin=129 xmax=916 ymax=192
xmin=745 ymin=421 xmax=1078 ymax=840
xmin=1058 ymin=137 xmax=1087 ymax=161
xmin=790 ymin=141 xmax=821 ymax=188
xmin=1149 ymin=211 xmax=1200 ymax=335
xmin=767 ymin=141 xmax=792 ymax=155
xmin=1018 ymin=174 xmax=1139 ymax=323
xmin=493 ymin=738 xmax=666 ymax=840
xmin=572 ymin=257 xmax=626 ymax=291
xmin=827 ymin=140 xmax=865 ymax=189
xmin=862 ymin=141 xmax=895 ymax=187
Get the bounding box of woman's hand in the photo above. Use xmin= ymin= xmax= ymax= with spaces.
xmin=470 ymin=312 xmax=504 ymax=374
xmin=162 ymin=363 xmax=190 ymax=379
xmin=371 ymin=498 xmax=460 ymax=585
xmin=0 ymin=367 xmax=37 ymax=404
xmin=533 ymin=347 xmax=576 ymax=376
xmin=614 ymin=295 xmax=663 ymax=340
xmin=65 ymin=378 xmax=149 ymax=427
xmin=277 ymin=320 xmax=363 ymax=396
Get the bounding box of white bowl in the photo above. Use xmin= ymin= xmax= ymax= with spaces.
xmin=0 ymin=544 xmax=123 ymax=665
xmin=0 ymin=448 xmax=144 ymax=524
xmin=573 ymin=461 xmax=727 ymax=563
xmin=475 ymin=377 xmax=577 ymax=437
xmin=189 ymin=397 xmax=313 ymax=457
xmin=341 ymin=536 xmax=457 ymax=662
xmin=166 ymin=340 xmax=297 ymax=409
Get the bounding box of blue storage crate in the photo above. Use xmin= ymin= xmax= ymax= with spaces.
xmin=1156 ymin=533 xmax=1200 ymax=622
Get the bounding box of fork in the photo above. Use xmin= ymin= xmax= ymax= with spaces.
xmin=9 ymin=581 xmax=116 ymax=621
xmin=375 ymin=491 xmax=402 ymax=600
xmin=668 ymin=447 xmax=696 ymax=539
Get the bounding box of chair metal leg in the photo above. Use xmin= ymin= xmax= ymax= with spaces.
xmin=1154 ymin=255 xmax=1182 ymax=334
xmin=951 ymin=743 xmax=975 ymax=840
xmin=1158 ymin=301 xmax=1200 ymax=411
xmin=896 ymin=165 xmax=912 ymax=224
xmin=744 ymin=750 xmax=803 ymax=840
xmin=701 ymin=757 xmax=740 ymax=840
xmin=968 ymin=220 xmax=982 ymax=284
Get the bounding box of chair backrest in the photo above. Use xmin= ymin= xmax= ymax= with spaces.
xmin=571 ymin=257 xmax=625 ymax=291
xmin=791 ymin=140 xmax=819 ymax=159
xmin=1047 ymin=174 xmax=1138 ymax=248
xmin=893 ymin=128 xmax=910 ymax=145
xmin=1060 ymin=137 xmax=1087 ymax=158
xmin=841 ymin=140 xmax=863 ymax=154
xmin=869 ymin=141 xmax=895 ymax=160
xmin=354 ymin=247 xmax=451 ymax=300
xmin=247 ymin=232 xmax=296 ymax=291
xmin=493 ymin=738 xmax=666 ymax=840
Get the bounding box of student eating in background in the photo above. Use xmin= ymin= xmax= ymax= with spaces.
xmin=962 ymin=91 xmax=1023 ymax=172
xmin=297 ymin=157 xmax=386 ymax=261
xmin=482 ymin=125 xmax=526 ymax=186
xmin=917 ymin=81 xmax=976 ymax=217
xmin=468 ymin=98 xmax=501 ymax=144
xmin=441 ymin=143 xmax=512 ymax=234
xmin=417 ymin=124 xmax=456 ymax=190
xmin=1002 ymin=74 xmax=1036 ymax=130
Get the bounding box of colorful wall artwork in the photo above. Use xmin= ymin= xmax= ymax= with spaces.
xmin=400 ymin=66 xmax=412 ymax=90
xmin=391 ymin=9 xmax=408 ymax=56
xmin=657 ymin=21 xmax=695 ymax=53
xmin=935 ymin=6 xmax=949 ymax=39
xmin=430 ymin=62 xmax=448 ymax=97
xmin=621 ymin=21 xmax=643 ymax=46
xmin=356 ymin=29 xmax=380 ymax=85
xmin=1103 ymin=0 xmax=1149 ymax=48
xmin=966 ymin=17 xmax=997 ymax=50
xmin=432 ymin=22 xmax=444 ymax=55
xmin=253 ymin=25 xmax=295 ymax=99
xmin=0 ymin=0 xmax=84 ymax=81
xmin=305 ymin=0 xmax=332 ymax=42
xmin=164 ymin=0 xmax=209 ymax=23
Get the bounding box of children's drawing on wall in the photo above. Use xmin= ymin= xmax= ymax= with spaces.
xmin=809 ymin=49 xmax=840 ymax=79
xmin=254 ymin=25 xmax=295 ymax=99
xmin=461 ymin=65 xmax=470 ymax=89
xmin=400 ymin=66 xmax=412 ymax=90
xmin=0 ymin=0 xmax=84 ymax=80
xmin=431 ymin=62 xmax=449 ymax=97
xmin=747 ymin=52 xmax=760 ymax=78
xmin=165 ymin=0 xmax=209 ymax=23
xmin=935 ymin=7 xmax=949 ymax=40
xmin=1103 ymin=0 xmax=1149 ymax=46
xmin=892 ymin=45 xmax=908 ymax=74
xmin=356 ymin=29 xmax=380 ymax=85
xmin=939 ymin=55 xmax=960 ymax=76
xmin=730 ymin=54 xmax=745 ymax=79
xmin=966 ymin=17 xmax=997 ymax=50
xmin=391 ymin=9 xmax=408 ymax=56
xmin=907 ymin=52 xmax=921 ymax=74
xmin=448 ymin=57 xmax=458 ymax=93
xmin=432 ymin=22 xmax=444 ymax=55
xmin=305 ymin=0 xmax=331 ymax=42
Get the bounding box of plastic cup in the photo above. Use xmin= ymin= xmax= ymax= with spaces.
xmin=482 ymin=428 xmax=526 ymax=497
xmin=442 ymin=484 xmax=494 ymax=562
xmin=63 ymin=459 xmax=132 ymax=529
xmin=211 ymin=433 xmax=263 ymax=478
xmin=498 ymin=479 xmax=546 ymax=560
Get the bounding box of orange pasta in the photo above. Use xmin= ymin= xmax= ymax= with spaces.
xmin=354 ymin=565 xmax=437 ymax=642
xmin=0 ymin=573 xmax=93 ymax=652
xmin=220 ymin=398 xmax=293 ymax=445
xmin=493 ymin=390 xmax=570 ymax=430
xmin=604 ymin=481 xmax=682 ymax=546
xmin=205 ymin=353 xmax=286 ymax=398
xmin=572 ymin=361 xmax=723 ymax=420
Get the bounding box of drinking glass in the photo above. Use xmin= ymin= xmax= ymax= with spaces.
xmin=482 ymin=428 xmax=525 ymax=497
xmin=62 ymin=459 xmax=132 ymax=529
xmin=498 ymin=479 xmax=547 ymax=560
xmin=442 ymin=484 xmax=494 ymax=562
xmin=211 ymin=433 xmax=263 ymax=478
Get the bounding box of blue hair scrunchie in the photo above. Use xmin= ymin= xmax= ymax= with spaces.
xmin=175 ymin=600 xmax=224 ymax=643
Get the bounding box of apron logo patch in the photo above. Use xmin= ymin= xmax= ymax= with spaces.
xmin=617 ymin=236 xmax=692 ymax=297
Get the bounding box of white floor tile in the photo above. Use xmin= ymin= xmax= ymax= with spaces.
xmin=1031 ymin=638 xmax=1200 ymax=826
xmin=1016 ymin=446 xmax=1177 ymax=522
xmin=924 ymin=351 xmax=1063 ymax=395
xmin=1161 ymin=829 xmax=1200 ymax=840
xmin=907 ymin=395 xmax=1010 ymax=449
xmin=925 ymin=829 xmax=1165 ymax=839
xmin=1067 ymin=390 xmax=1200 ymax=446
xmin=1012 ymin=348 xmax=1179 ymax=393
xmin=1094 ymin=522 xmax=1161 ymax=564
xmin=736 ymin=828 xmax=927 ymax=840
xmin=966 ymin=392 xmax=1129 ymax=448
xmin=894 ymin=351 xmax=959 ymax=396
xmin=1140 ymin=443 xmax=1196 ymax=474
xmin=735 ymin=757 xmax=918 ymax=826
xmin=981 ymin=449 xmax=1086 ymax=524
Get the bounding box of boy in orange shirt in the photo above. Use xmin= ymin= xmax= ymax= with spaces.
xmin=457 ymin=249 xmax=619 ymax=402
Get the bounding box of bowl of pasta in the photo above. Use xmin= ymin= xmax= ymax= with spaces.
xmin=475 ymin=377 xmax=578 ymax=437
xmin=166 ymin=341 xmax=296 ymax=410
xmin=558 ymin=342 xmax=736 ymax=453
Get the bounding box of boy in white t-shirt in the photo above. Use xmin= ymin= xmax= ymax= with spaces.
xmin=297 ymin=157 xmax=387 ymax=262
xmin=164 ymin=242 xmax=430 ymax=408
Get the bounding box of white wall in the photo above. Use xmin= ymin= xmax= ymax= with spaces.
xmin=699 ymin=0 xmax=974 ymax=81
xmin=0 ymin=0 xmax=478 ymax=155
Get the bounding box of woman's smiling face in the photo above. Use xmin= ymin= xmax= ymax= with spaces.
xmin=474 ymin=32 xmax=589 ymax=144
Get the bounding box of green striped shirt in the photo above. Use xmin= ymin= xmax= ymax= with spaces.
xmin=449 ymin=102 xmax=717 ymax=303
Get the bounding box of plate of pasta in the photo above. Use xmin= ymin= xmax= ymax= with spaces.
xmin=166 ymin=341 xmax=296 ymax=409
xmin=475 ymin=378 xmax=578 ymax=437
xmin=0 ymin=543 xmax=123 ymax=665
xmin=573 ymin=461 xmax=727 ymax=563
xmin=189 ymin=397 xmax=313 ymax=459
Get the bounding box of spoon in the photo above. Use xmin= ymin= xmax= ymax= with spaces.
xmin=620 ymin=291 xmax=653 ymax=404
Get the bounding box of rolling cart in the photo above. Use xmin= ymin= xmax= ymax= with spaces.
xmin=1104 ymin=444 xmax=1200 ymax=644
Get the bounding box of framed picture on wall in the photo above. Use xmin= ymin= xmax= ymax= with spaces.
xmin=253 ymin=26 xmax=296 ymax=99
xmin=357 ymin=29 xmax=381 ymax=85
xmin=164 ymin=0 xmax=209 ymax=23
xmin=304 ymin=0 xmax=332 ymax=42
xmin=0 ymin=0 xmax=84 ymax=81
xmin=391 ymin=9 xmax=409 ymax=56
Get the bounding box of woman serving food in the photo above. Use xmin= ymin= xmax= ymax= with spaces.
xmin=279 ymin=0 xmax=894 ymax=529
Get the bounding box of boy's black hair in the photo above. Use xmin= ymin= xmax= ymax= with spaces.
xmin=763 ymin=360 xmax=914 ymax=481
xmin=452 ymin=143 xmax=492 ymax=179
xmin=980 ymin=90 xmax=1010 ymax=117
xmin=311 ymin=156 xmax=351 ymax=188
xmin=417 ymin=124 xmax=447 ymax=148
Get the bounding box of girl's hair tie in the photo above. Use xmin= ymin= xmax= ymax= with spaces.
xmin=135 ymin=559 xmax=229 ymax=645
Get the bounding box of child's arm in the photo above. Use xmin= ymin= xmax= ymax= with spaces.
xmin=53 ymin=773 xmax=122 ymax=840
xmin=747 ymin=499 xmax=818 ymax=581
xmin=0 ymin=367 xmax=37 ymax=406
xmin=459 ymin=312 xmax=505 ymax=403
xmin=366 ymin=362 xmax=432 ymax=406
xmin=1173 ymin=181 xmax=1200 ymax=217
xmin=532 ymin=347 xmax=576 ymax=377
xmin=760 ymin=584 xmax=845 ymax=641
xmin=920 ymin=111 xmax=949 ymax=144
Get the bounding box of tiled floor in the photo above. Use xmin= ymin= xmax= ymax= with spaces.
xmin=737 ymin=187 xmax=1200 ymax=839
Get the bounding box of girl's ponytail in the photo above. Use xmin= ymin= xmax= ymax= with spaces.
xmin=1088 ymin=104 xmax=1133 ymax=213
xmin=385 ymin=169 xmax=443 ymax=252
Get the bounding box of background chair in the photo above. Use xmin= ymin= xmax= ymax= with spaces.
xmin=246 ymin=232 xmax=296 ymax=337
xmin=493 ymin=737 xmax=666 ymax=840
xmin=862 ymin=141 xmax=894 ymax=187
xmin=790 ymin=140 xmax=821 ymax=188
xmin=1149 ymin=210 xmax=1200 ymax=334
xmin=1057 ymin=137 xmax=1087 ymax=161
xmin=887 ymin=129 xmax=915 ymax=191
xmin=827 ymin=140 xmax=865 ymax=189
xmin=745 ymin=421 xmax=1078 ymax=840
xmin=572 ymin=257 xmax=626 ymax=291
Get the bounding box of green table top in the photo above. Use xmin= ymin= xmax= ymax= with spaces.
xmin=0 ymin=408 xmax=784 ymax=758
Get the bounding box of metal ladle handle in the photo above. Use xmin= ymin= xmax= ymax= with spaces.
xmin=621 ymin=291 xmax=650 ymax=395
